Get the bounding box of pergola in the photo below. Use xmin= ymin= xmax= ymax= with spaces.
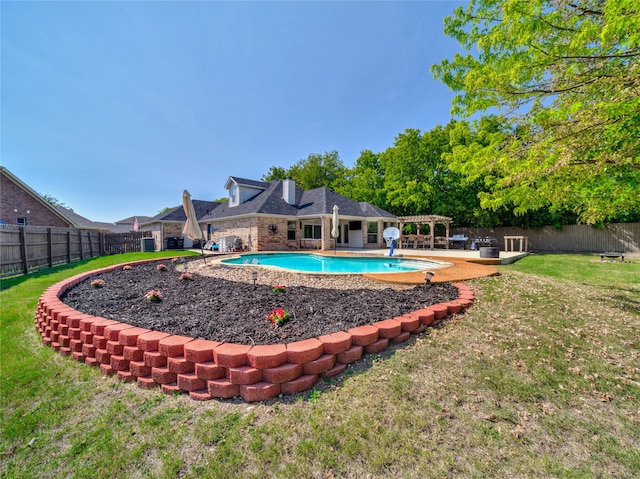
xmin=397 ymin=215 xmax=453 ymax=249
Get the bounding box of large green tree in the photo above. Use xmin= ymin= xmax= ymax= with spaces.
xmin=432 ymin=0 xmax=640 ymax=224
xmin=336 ymin=149 xmax=386 ymax=208
xmin=261 ymin=151 xmax=347 ymax=191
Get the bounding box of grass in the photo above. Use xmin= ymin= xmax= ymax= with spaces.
xmin=1 ymin=253 xmax=639 ymax=478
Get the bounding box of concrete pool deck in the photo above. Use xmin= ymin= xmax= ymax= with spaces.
xmin=350 ymin=248 xmax=514 ymax=284
xmin=194 ymin=248 xmax=523 ymax=285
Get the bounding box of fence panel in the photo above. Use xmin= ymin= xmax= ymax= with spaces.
xmin=452 ymin=223 xmax=639 ymax=253
xmin=0 ymin=226 xmax=103 ymax=278
xmin=0 ymin=227 xmax=24 ymax=276
xmin=103 ymin=231 xmax=146 ymax=254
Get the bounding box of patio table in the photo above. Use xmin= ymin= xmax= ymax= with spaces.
xmin=504 ymin=235 xmax=529 ymax=252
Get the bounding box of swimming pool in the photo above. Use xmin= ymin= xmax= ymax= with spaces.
xmin=221 ymin=253 xmax=445 ymax=274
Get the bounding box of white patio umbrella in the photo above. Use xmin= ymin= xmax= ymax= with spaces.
xmin=182 ymin=190 xmax=206 ymax=263
xmin=331 ymin=205 xmax=339 ymax=254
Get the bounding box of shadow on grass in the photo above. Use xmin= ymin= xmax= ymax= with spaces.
xmin=0 ymin=258 xmax=100 ymax=291
xmin=0 ymin=252 xmax=200 ymax=292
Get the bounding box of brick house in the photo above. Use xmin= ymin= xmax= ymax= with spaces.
xmin=140 ymin=200 xmax=221 ymax=251
xmin=199 ymin=177 xmax=398 ymax=252
xmin=0 ymin=166 xmax=76 ymax=228
xmin=0 ymin=166 xmax=129 ymax=232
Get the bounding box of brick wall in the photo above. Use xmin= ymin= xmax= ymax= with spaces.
xmin=211 ymin=217 xmax=299 ymax=252
xmin=0 ymin=174 xmax=70 ymax=227
xmin=256 ymin=217 xmax=298 ymax=251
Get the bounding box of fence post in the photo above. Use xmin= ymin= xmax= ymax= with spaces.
xmin=87 ymin=231 xmax=93 ymax=257
xmin=67 ymin=231 xmax=71 ymax=263
xmin=19 ymin=227 xmax=29 ymax=275
xmin=47 ymin=228 xmax=53 ymax=267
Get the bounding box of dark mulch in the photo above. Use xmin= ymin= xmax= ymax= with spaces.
xmin=61 ymin=261 xmax=459 ymax=345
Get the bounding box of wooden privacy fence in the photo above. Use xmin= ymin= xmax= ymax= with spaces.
xmin=0 ymin=226 xmax=102 ymax=278
xmin=103 ymin=231 xmax=148 ymax=255
xmin=451 ymin=222 xmax=640 ymax=254
xmin=0 ymin=226 xmax=156 ymax=278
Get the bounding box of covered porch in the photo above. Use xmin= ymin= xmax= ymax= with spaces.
xmin=297 ymin=215 xmax=362 ymax=250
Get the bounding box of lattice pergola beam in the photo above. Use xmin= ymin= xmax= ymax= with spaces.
xmin=397 ymin=215 xmax=453 ymax=224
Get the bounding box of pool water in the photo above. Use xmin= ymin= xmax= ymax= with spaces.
xmin=221 ymin=253 xmax=444 ymax=274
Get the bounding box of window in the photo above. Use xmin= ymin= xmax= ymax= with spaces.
xmin=229 ymin=184 xmax=238 ymax=206
xmin=287 ymin=221 xmax=296 ymax=240
xmin=367 ymin=221 xmax=378 ymax=244
xmin=303 ymin=224 xmax=321 ymax=239
xmin=17 ymin=217 xmax=27 ymax=226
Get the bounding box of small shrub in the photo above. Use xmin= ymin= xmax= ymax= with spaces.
xmin=266 ymin=307 xmax=290 ymax=326
xmin=90 ymin=279 xmax=105 ymax=288
xmin=145 ymin=290 xmax=163 ymax=302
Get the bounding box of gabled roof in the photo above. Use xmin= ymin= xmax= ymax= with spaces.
xmin=55 ymin=206 xmax=129 ymax=232
xmin=224 ymin=176 xmax=269 ymax=190
xmin=115 ymin=215 xmax=153 ymax=225
xmin=203 ymin=179 xmax=397 ymax=220
xmin=1 ymin=166 xmax=76 ymax=226
xmin=207 ymin=180 xmax=298 ymax=219
xmin=147 ymin=200 xmax=221 ymax=223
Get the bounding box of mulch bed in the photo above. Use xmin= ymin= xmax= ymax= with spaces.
xmin=61 ymin=261 xmax=459 ymax=345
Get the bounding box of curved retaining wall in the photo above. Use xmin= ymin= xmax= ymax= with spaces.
xmin=34 ymin=260 xmax=475 ymax=402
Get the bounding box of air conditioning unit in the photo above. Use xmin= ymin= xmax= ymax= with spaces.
xmin=141 ymin=237 xmax=156 ymax=252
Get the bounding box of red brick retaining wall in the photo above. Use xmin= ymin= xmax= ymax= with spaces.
xmin=34 ymin=260 xmax=474 ymax=402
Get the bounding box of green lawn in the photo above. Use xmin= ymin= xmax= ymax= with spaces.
xmin=1 ymin=253 xmax=638 ymax=478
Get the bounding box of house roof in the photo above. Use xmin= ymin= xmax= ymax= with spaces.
xmin=115 ymin=215 xmax=153 ymax=225
xmin=202 ymin=179 xmax=396 ymax=221
xmin=1 ymin=166 xmax=76 ymax=226
xmin=147 ymin=200 xmax=221 ymax=223
xmin=55 ymin=206 xmax=129 ymax=232
xmin=224 ymin=176 xmax=270 ymax=190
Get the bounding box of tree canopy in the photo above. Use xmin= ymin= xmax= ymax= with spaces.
xmin=261 ymin=151 xmax=347 ymax=191
xmin=432 ymin=0 xmax=640 ymax=224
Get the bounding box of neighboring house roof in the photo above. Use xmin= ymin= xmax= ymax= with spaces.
xmin=115 ymin=215 xmax=153 ymax=226
xmin=55 ymin=206 xmax=129 ymax=233
xmin=202 ymin=179 xmax=396 ymax=221
xmin=146 ymin=200 xmax=221 ymax=223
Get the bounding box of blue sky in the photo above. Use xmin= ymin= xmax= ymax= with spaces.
xmin=2 ymin=1 xmax=466 ymax=223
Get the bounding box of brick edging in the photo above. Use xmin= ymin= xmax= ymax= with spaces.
xmin=34 ymin=260 xmax=475 ymax=402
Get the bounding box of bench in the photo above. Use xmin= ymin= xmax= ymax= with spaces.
xmin=600 ymin=252 xmax=624 ymax=262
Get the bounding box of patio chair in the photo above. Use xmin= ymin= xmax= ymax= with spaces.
xmin=434 ymin=236 xmax=448 ymax=248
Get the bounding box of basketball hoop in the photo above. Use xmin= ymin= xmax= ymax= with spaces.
xmin=382 ymin=227 xmax=400 ymax=256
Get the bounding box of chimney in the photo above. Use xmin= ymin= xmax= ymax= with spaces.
xmin=282 ymin=177 xmax=295 ymax=205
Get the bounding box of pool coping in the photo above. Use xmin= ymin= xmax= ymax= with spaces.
xmin=35 ymin=259 xmax=475 ymax=402
xmin=216 ymin=251 xmax=454 ymax=277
